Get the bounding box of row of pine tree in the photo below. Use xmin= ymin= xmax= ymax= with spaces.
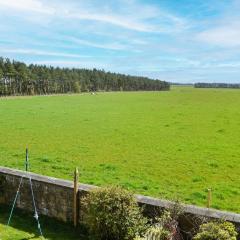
xmin=0 ymin=57 xmax=170 ymax=96
xmin=194 ymin=82 xmax=240 ymax=89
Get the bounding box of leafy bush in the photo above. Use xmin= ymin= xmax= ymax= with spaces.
xmin=81 ymin=186 xmax=147 ymax=240
xmin=193 ymin=221 xmax=238 ymax=240
xmin=145 ymin=226 xmax=171 ymax=240
xmin=134 ymin=236 xmax=145 ymax=240
xmin=134 ymin=226 xmax=171 ymax=240
xmin=134 ymin=210 xmax=179 ymax=240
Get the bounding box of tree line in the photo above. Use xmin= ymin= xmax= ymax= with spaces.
xmin=0 ymin=57 xmax=170 ymax=96
xmin=194 ymin=82 xmax=240 ymax=89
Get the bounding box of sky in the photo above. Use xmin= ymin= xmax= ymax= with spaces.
xmin=0 ymin=0 xmax=240 ymax=83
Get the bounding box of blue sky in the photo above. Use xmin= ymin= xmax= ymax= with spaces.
xmin=0 ymin=0 xmax=240 ymax=83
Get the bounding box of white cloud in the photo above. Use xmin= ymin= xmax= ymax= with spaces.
xmin=0 ymin=0 xmax=54 ymax=14
xmin=1 ymin=0 xmax=239 ymax=83
xmin=68 ymin=12 xmax=151 ymax=32
xmin=0 ymin=0 xmax=187 ymax=33
xmin=67 ymin=37 xmax=127 ymax=51
xmin=214 ymin=62 xmax=240 ymax=68
xmin=0 ymin=48 xmax=89 ymax=58
xmin=197 ymin=22 xmax=240 ymax=47
xmin=67 ymin=7 xmax=187 ymax=33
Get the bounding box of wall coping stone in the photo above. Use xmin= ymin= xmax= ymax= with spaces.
xmin=1 ymin=166 xmax=239 ymax=223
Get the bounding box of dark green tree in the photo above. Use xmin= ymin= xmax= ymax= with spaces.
xmin=0 ymin=57 xmax=170 ymax=96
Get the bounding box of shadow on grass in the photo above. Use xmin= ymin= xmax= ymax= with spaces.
xmin=0 ymin=205 xmax=88 ymax=240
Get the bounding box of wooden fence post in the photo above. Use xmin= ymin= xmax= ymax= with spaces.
xmin=73 ymin=167 xmax=79 ymax=227
xmin=207 ymin=188 xmax=212 ymax=208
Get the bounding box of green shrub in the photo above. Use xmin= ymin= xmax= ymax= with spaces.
xmin=134 ymin=210 xmax=179 ymax=240
xmin=193 ymin=221 xmax=238 ymax=240
xmin=81 ymin=186 xmax=147 ymax=240
xmin=145 ymin=226 xmax=171 ymax=240
xmin=134 ymin=226 xmax=171 ymax=240
xmin=134 ymin=237 xmax=145 ymax=240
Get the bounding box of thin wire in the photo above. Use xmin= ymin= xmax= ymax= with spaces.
xmin=26 ymin=148 xmax=44 ymax=237
xmin=27 ymin=171 xmax=44 ymax=237
xmin=7 ymin=175 xmax=24 ymax=226
xmin=7 ymin=150 xmax=44 ymax=239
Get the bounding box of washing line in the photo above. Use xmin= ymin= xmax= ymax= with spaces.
xmin=6 ymin=149 xmax=44 ymax=238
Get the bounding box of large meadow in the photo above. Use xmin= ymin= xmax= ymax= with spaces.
xmin=0 ymin=86 xmax=239 ymax=212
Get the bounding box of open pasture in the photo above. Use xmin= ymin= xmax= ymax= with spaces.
xmin=0 ymin=87 xmax=239 ymax=212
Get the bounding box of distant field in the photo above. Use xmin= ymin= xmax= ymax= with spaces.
xmin=0 ymin=87 xmax=239 ymax=212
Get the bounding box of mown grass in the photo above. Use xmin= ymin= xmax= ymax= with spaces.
xmin=0 ymin=206 xmax=87 ymax=239
xmin=0 ymin=87 xmax=239 ymax=212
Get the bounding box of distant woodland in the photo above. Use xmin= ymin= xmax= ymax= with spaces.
xmin=0 ymin=57 xmax=170 ymax=96
xmin=194 ymin=82 xmax=240 ymax=89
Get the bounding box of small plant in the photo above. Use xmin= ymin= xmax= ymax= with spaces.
xmin=193 ymin=221 xmax=238 ymax=240
xmin=145 ymin=226 xmax=171 ymax=240
xmin=134 ymin=209 xmax=181 ymax=240
xmin=81 ymin=186 xmax=147 ymax=240
xmin=134 ymin=226 xmax=171 ymax=240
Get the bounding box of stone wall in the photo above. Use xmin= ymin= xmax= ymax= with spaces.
xmin=0 ymin=167 xmax=75 ymax=222
xmin=0 ymin=167 xmax=239 ymax=238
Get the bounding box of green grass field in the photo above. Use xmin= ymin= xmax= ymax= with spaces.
xmin=0 ymin=86 xmax=239 ymax=213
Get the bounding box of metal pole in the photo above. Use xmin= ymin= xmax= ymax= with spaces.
xmin=25 ymin=148 xmax=29 ymax=172
xmin=207 ymin=188 xmax=212 ymax=208
xmin=73 ymin=167 xmax=79 ymax=227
